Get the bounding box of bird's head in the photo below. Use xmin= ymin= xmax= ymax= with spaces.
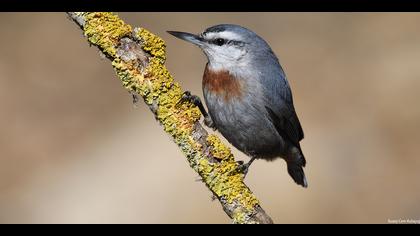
xmin=168 ymin=24 xmax=273 ymax=72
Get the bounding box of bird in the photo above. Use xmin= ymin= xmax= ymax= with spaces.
xmin=167 ymin=24 xmax=307 ymax=187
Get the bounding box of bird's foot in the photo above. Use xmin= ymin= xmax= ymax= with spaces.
xmin=236 ymin=160 xmax=251 ymax=178
xmin=177 ymin=91 xmax=216 ymax=130
xmin=177 ymin=91 xmax=195 ymax=105
xmin=235 ymin=157 xmax=257 ymax=178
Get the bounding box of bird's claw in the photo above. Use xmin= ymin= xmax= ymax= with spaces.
xmin=235 ymin=160 xmax=250 ymax=177
xmin=177 ymin=90 xmax=216 ymax=130
xmin=177 ymin=91 xmax=192 ymax=106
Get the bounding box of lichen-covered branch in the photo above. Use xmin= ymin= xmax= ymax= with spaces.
xmin=67 ymin=12 xmax=273 ymax=224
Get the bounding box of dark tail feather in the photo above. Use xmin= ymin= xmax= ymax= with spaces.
xmin=287 ymin=163 xmax=308 ymax=188
xmin=286 ymin=150 xmax=308 ymax=188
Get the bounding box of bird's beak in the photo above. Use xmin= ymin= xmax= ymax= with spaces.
xmin=167 ymin=31 xmax=204 ymax=46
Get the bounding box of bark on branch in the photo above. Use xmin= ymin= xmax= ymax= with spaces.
xmin=67 ymin=12 xmax=273 ymax=224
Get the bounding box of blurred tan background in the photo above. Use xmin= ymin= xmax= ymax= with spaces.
xmin=0 ymin=12 xmax=419 ymax=224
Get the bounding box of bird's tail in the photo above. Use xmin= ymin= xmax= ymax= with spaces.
xmin=286 ymin=148 xmax=308 ymax=188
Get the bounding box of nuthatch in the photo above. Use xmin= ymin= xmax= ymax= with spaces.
xmin=168 ymin=24 xmax=307 ymax=187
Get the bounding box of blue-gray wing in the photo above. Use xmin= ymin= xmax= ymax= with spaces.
xmin=260 ymin=59 xmax=304 ymax=147
xmin=265 ymin=105 xmax=304 ymax=148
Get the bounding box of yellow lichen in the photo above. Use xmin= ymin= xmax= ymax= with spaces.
xmin=197 ymin=135 xmax=260 ymax=213
xmin=135 ymin=28 xmax=166 ymax=62
xmin=206 ymin=134 xmax=232 ymax=161
xmin=83 ymin=12 xmax=132 ymax=57
xmin=232 ymin=210 xmax=259 ymax=224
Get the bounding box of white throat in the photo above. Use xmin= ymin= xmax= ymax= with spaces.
xmin=201 ymin=31 xmax=248 ymax=72
xmin=204 ymin=48 xmax=248 ymax=72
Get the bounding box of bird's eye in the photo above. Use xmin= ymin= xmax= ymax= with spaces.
xmin=213 ymin=38 xmax=226 ymax=46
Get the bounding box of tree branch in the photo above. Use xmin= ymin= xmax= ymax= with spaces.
xmin=67 ymin=12 xmax=273 ymax=224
